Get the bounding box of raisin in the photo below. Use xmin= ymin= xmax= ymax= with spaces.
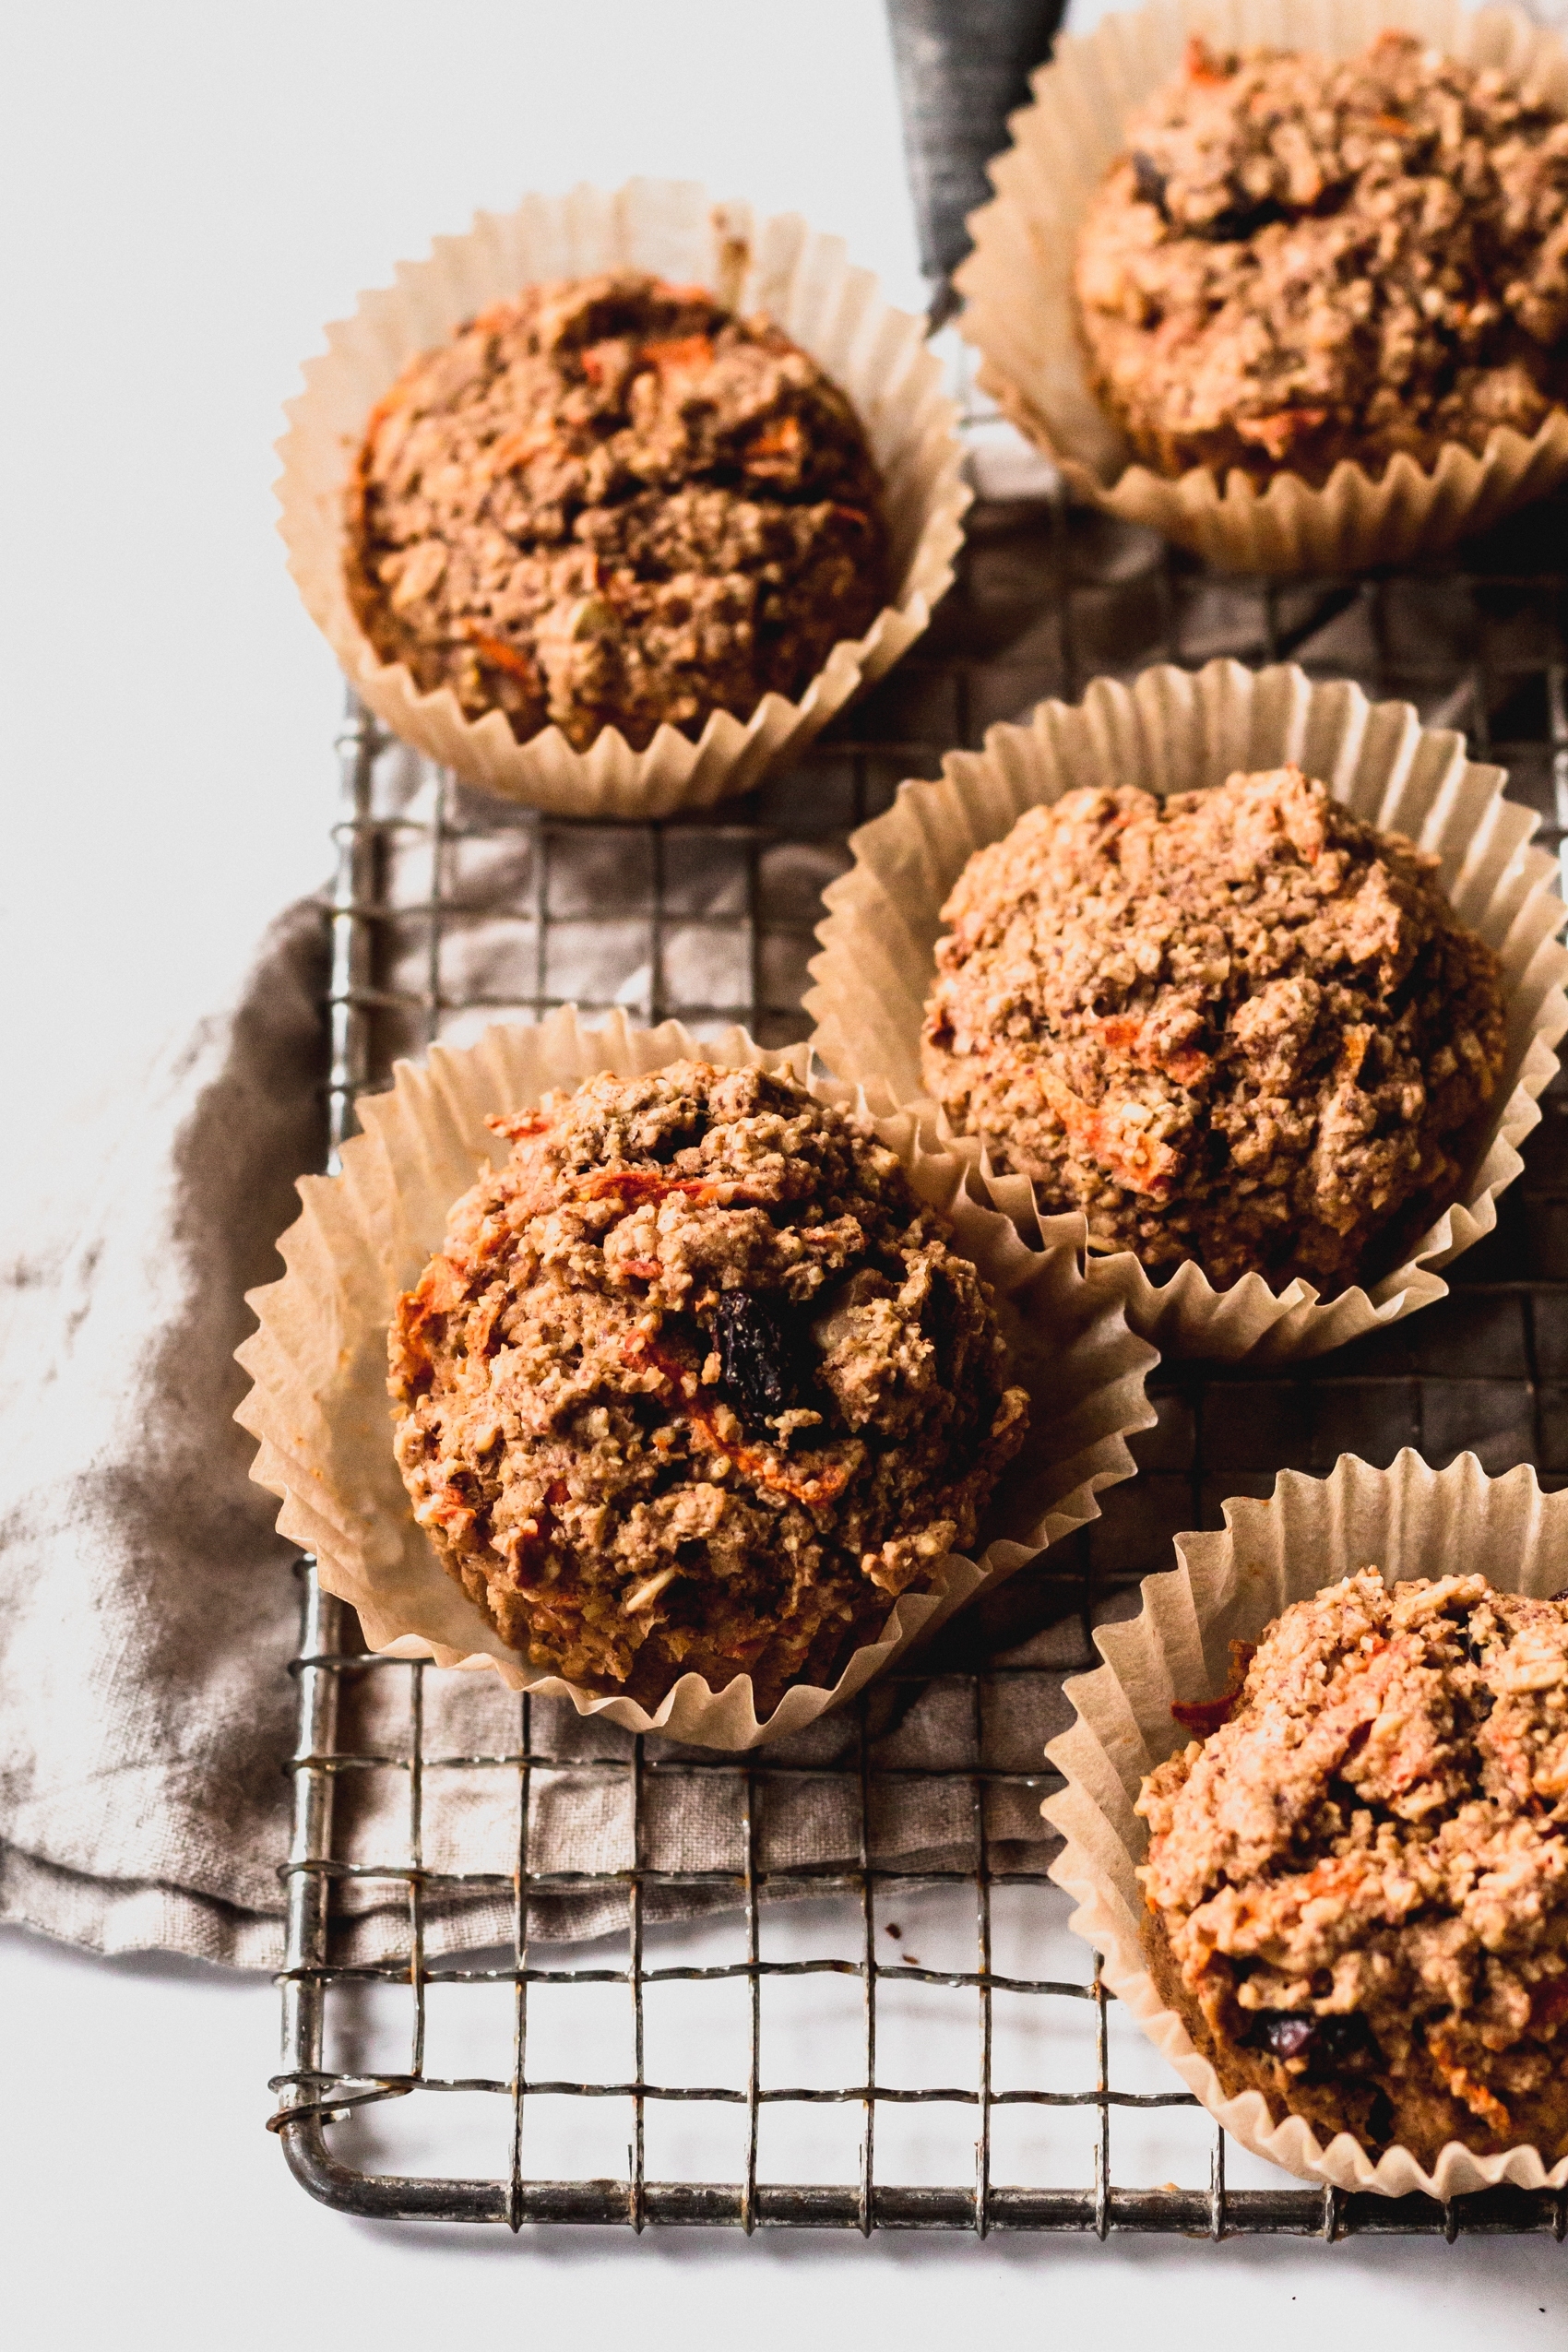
xmin=1251 ymin=2011 xmax=1381 ymax=2075
xmin=1314 ymin=2014 xmax=1380 ymax=2073
xmin=708 ymin=1290 xmax=798 ymax=1424
xmin=1132 ymin=150 xmax=1169 ymax=212
xmin=1200 ymin=195 xmax=1285 ymax=242
xmin=1257 ymin=2014 xmax=1315 ymax=2061
xmin=1365 ymin=2087 xmax=1396 ymax=2144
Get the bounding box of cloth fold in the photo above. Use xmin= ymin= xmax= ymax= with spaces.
xmin=0 ymin=902 xmax=327 ymax=1961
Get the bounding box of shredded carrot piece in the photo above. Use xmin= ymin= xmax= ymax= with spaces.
xmin=1236 ymin=409 xmax=1329 ymax=462
xmin=1171 ymin=1643 xmax=1256 ymax=1737
xmin=486 ymin=1110 xmax=555 ymax=1142
xmin=1097 ymin=1014 xmax=1208 ymax=1090
xmin=746 ymin=417 xmax=803 ymax=463
xmin=1041 ymin=1070 xmax=1180 ymax=1197
xmin=1427 ymin=2037 xmax=1513 ymax=2133
xmin=486 ymin=426 xmax=547 ymax=474
xmin=465 ymin=629 xmax=540 ymax=685
xmin=470 ymin=301 xmax=519 ymax=337
xmin=1184 ymin=33 xmax=1232 ymax=84
xmin=578 ymin=1168 xmax=731 ymax=1208
xmin=641 ymin=334 xmax=715 ymax=378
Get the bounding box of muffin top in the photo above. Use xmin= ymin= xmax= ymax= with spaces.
xmin=1139 ymin=1572 xmax=1568 ymax=2156
xmin=1074 ymin=30 xmax=1568 ymax=483
xmin=346 ymin=271 xmax=888 ymax=753
xmin=387 ymin=1062 xmax=1028 ymax=1708
xmin=921 ymin=764 xmax=1507 ymax=1293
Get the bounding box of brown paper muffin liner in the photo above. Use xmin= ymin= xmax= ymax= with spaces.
xmin=233 ymin=1010 xmax=1157 ymax=1750
xmin=957 ymin=0 xmax=1568 ymax=575
xmin=1042 ymin=1448 xmax=1568 ymax=2197
xmin=276 ymin=179 xmax=969 ymax=817
xmin=807 ymin=656 xmax=1568 ymax=1361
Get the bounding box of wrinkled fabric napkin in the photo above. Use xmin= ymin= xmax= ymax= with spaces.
xmin=0 ymin=905 xmax=328 ymax=1965
xmin=0 ymin=891 xmax=1099 ymax=1970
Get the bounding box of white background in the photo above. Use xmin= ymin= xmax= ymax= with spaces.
xmin=2 ymin=2 xmax=1566 ymax=2343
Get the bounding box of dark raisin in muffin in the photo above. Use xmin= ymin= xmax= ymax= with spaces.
xmin=388 ymin=1061 xmax=1028 ymax=1710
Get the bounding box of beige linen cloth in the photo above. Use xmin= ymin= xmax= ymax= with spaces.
xmin=0 ymin=900 xmax=1094 ymax=1968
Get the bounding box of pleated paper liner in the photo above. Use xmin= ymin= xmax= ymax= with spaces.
xmin=1042 ymin=1448 xmax=1568 ymax=2198
xmin=956 ymin=0 xmax=1568 ymax=575
xmin=233 ymin=1011 xmax=1158 ymax=1751
xmin=806 ymin=656 xmax=1568 ymax=1362
xmin=276 ymin=179 xmax=969 ymax=817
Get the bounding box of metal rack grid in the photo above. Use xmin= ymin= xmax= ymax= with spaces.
xmin=271 ymin=485 xmax=1568 ymax=2238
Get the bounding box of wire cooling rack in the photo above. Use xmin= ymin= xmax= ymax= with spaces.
xmin=271 ymin=483 xmax=1568 ymax=2238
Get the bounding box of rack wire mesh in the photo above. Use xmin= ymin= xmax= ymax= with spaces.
xmin=271 ymin=481 xmax=1568 ymax=2238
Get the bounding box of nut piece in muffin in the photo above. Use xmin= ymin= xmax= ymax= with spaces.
xmin=921 ymin=763 xmax=1507 ymax=1293
xmin=1075 ymin=30 xmax=1568 ymax=485
xmin=1138 ymin=1571 xmax=1568 ymax=2166
xmin=386 ymin=1062 xmax=1028 ymax=1711
xmin=347 ymin=272 xmax=889 ymax=753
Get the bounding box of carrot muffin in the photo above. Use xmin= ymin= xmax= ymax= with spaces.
xmin=920 ymin=764 xmax=1507 ymax=1294
xmin=1074 ymin=30 xmax=1568 ymax=485
xmin=1138 ymin=1571 xmax=1568 ymax=2166
xmin=387 ymin=1061 xmax=1028 ymax=1709
xmin=346 ymin=272 xmax=889 ymax=753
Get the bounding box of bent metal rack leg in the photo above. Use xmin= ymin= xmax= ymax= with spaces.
xmin=269 ymin=483 xmax=1568 ymax=2239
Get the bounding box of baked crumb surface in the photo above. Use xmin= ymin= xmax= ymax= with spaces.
xmin=1075 ymin=30 xmax=1568 ymax=483
xmin=345 ymin=272 xmax=888 ymax=753
xmin=1138 ymin=1572 xmax=1568 ymax=2164
xmin=386 ymin=1062 xmax=1028 ymax=1709
xmin=921 ymin=764 xmax=1507 ymax=1293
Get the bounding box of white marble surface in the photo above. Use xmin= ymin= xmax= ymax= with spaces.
xmin=4 ymin=2 xmax=1567 ymax=2339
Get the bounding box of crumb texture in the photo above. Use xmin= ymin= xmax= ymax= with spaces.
xmin=346 ymin=272 xmax=888 ymax=752
xmin=1075 ymin=30 xmax=1568 ymax=483
xmin=1139 ymin=1572 xmax=1568 ymax=2165
xmin=387 ymin=1062 xmax=1028 ymax=1709
xmin=921 ymin=764 xmax=1507 ymax=1293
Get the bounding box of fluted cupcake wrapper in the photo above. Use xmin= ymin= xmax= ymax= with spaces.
xmin=276 ymin=179 xmax=969 ymax=816
xmin=233 ymin=1010 xmax=1157 ymax=1750
xmin=1043 ymin=1448 xmax=1568 ymax=2198
xmin=957 ymin=0 xmax=1568 ymax=575
xmin=806 ymin=656 xmax=1568 ymax=1361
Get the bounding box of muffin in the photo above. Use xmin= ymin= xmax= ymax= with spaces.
xmin=1074 ymin=30 xmax=1568 ymax=486
xmin=386 ymin=1059 xmax=1029 ymax=1712
xmin=1137 ymin=1570 xmax=1568 ymax=2168
xmin=921 ymin=762 xmax=1508 ymax=1294
xmin=345 ymin=270 xmax=889 ymax=754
